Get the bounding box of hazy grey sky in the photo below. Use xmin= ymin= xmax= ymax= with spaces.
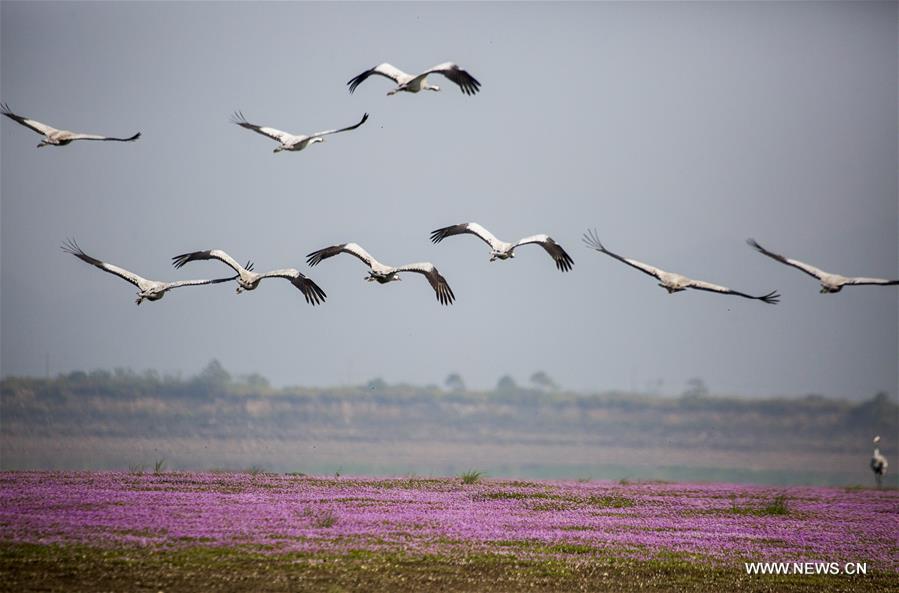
xmin=1 ymin=1 xmax=896 ymax=399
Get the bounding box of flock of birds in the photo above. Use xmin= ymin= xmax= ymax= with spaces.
xmin=50 ymin=225 xmax=899 ymax=308
xmin=3 ymin=58 xmax=898 ymax=309
xmin=3 ymin=58 xmax=894 ymax=485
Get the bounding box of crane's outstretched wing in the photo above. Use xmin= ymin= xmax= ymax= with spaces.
xmin=583 ymin=229 xmax=663 ymax=280
xmin=746 ymin=239 xmax=826 ymax=280
xmin=164 ymin=276 xmax=240 ymax=290
xmin=68 ymin=132 xmax=141 ymax=142
xmin=171 ymin=249 xmax=249 ymax=276
xmin=844 ymin=276 xmax=899 ymax=287
xmin=686 ymin=279 xmax=780 ymax=304
xmin=430 ymin=222 xmax=504 ymax=251
xmin=259 ymin=269 xmax=327 ymax=305
xmin=422 ymin=63 xmax=481 ymax=95
xmin=2 ymin=103 xmax=59 ymax=136
xmin=231 ymin=111 xmax=293 ymax=143
xmin=306 ymin=242 xmax=376 ymax=269
xmin=62 ymin=238 xmax=150 ymax=289
xmin=311 ymin=113 xmax=369 ymax=138
xmin=514 ymin=234 xmax=574 ymax=272
xmin=395 ymin=262 xmax=455 ymax=305
xmin=347 ymin=63 xmax=409 ymax=93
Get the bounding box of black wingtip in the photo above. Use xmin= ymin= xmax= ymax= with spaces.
xmin=231 ymin=110 xmax=251 ymax=126
xmin=61 ymin=237 xmax=80 ymax=255
xmin=438 ymin=287 xmax=455 ymax=306
xmin=582 ymin=228 xmax=605 ymax=252
xmin=438 ymin=273 xmax=456 ymax=306
xmin=301 ymin=277 xmax=327 ymax=306
xmin=557 ymin=253 xmax=574 ymax=272
xmin=171 ymin=253 xmax=191 ymax=269
xmin=347 ymin=66 xmax=378 ymax=94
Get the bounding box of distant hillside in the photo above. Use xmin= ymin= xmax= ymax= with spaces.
xmin=1 ymin=362 xmax=895 ymax=485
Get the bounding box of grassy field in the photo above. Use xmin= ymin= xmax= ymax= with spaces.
xmin=5 ymin=542 xmax=898 ymax=593
xmin=1 ymin=472 xmax=896 ymax=592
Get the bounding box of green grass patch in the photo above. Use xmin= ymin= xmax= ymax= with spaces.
xmin=729 ymin=494 xmax=790 ymax=516
xmin=460 ymin=470 xmax=483 ymax=485
xmin=1 ymin=541 xmax=897 ymax=593
xmin=479 ymin=491 xmax=560 ymax=501
xmin=586 ymin=495 xmax=635 ymax=508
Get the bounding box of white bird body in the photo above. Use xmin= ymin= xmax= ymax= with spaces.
xmin=2 ymin=104 xmax=140 ymax=147
xmin=654 ymin=271 xmax=694 ymax=293
xmin=584 ymin=229 xmax=780 ymax=304
xmin=871 ymin=436 xmax=888 ymax=488
xmin=871 ymin=448 xmax=888 ymax=474
xmin=171 ymin=249 xmax=326 ymax=305
xmin=430 ymin=223 xmax=574 ymax=272
xmin=747 ymin=239 xmax=899 ymax=293
xmin=306 ymin=242 xmax=455 ymax=305
xmin=231 ymin=112 xmax=368 ymax=153
xmin=62 ymin=239 xmax=235 ymax=305
xmin=347 ymin=62 xmax=481 ymax=96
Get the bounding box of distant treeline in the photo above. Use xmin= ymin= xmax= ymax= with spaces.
xmin=2 ymin=361 xmax=895 ymax=454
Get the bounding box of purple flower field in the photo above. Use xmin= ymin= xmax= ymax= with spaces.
xmin=1 ymin=471 xmax=897 ymax=572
